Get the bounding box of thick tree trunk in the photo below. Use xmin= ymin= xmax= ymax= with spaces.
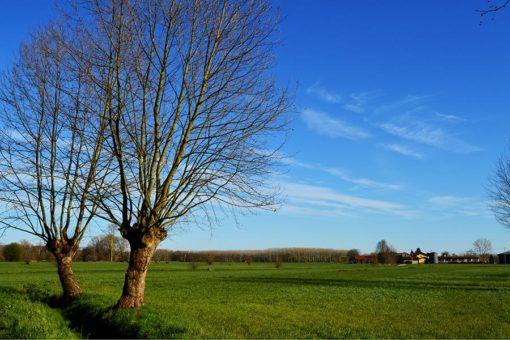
xmin=116 ymin=242 xmax=157 ymax=308
xmin=56 ymin=254 xmax=81 ymax=300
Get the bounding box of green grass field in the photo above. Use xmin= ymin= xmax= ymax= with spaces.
xmin=1 ymin=262 xmax=510 ymax=339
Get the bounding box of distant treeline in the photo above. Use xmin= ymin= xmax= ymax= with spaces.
xmin=0 ymin=241 xmax=353 ymax=264
xmin=152 ymin=248 xmax=351 ymax=264
xmin=0 ymin=236 xmax=130 ymax=263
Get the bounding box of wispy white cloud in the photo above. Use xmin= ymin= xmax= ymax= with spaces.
xmin=280 ymin=182 xmax=418 ymax=218
xmin=367 ymin=94 xmax=478 ymax=154
xmin=427 ymin=195 xmax=491 ymax=217
xmin=434 ymin=111 xmax=464 ymax=122
xmin=278 ymin=204 xmax=351 ymax=218
xmin=343 ymin=91 xmax=377 ymax=113
xmin=373 ymin=95 xmax=427 ymax=116
xmin=379 ymin=122 xmax=481 ymax=154
xmin=301 ymin=109 xmax=371 ymax=140
xmin=322 ymin=167 xmax=401 ymax=190
xmin=306 ymin=83 xmax=342 ymax=103
xmin=428 ymin=195 xmax=470 ymax=206
xmin=281 ymin=157 xmax=401 ymax=191
xmin=381 ymin=143 xmax=424 ymax=160
xmin=284 ymin=182 xmax=399 ymax=210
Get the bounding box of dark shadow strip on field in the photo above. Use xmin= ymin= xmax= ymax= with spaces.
xmin=61 ymin=297 xmax=140 ymax=339
xmin=226 ymin=276 xmax=510 ymax=291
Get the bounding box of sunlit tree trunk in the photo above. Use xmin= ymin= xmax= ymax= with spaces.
xmin=55 ymin=254 xmax=81 ymax=300
xmin=116 ymin=229 xmax=164 ymax=308
xmin=116 ymin=243 xmax=156 ymax=308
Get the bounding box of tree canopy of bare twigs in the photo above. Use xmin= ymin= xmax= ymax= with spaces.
xmin=489 ymin=152 xmax=510 ymax=229
xmin=472 ymin=238 xmax=492 ymax=263
xmin=375 ymin=239 xmax=396 ymax=264
xmin=0 ymin=24 xmax=109 ymax=299
xmin=66 ymin=0 xmax=290 ymax=308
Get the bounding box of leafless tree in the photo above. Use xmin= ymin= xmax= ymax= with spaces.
xmin=68 ymin=0 xmax=289 ymax=308
xmin=89 ymin=226 xmax=129 ymax=262
xmin=375 ymin=239 xmax=396 ymax=264
xmin=473 ymin=238 xmax=493 ymax=263
xmin=0 ymin=25 xmax=109 ymax=300
xmin=489 ymin=151 xmax=510 ymax=229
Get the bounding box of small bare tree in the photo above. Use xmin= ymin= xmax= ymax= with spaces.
xmin=473 ymin=238 xmax=492 ymax=263
xmin=0 ymin=25 xmax=109 ymax=300
xmin=89 ymin=225 xmax=129 ymax=262
xmin=375 ymin=239 xmax=396 ymax=264
xmin=71 ymin=0 xmax=289 ymax=308
xmin=489 ymin=151 xmax=510 ymax=229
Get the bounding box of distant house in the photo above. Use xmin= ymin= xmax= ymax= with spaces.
xmin=396 ymin=249 xmax=438 ymax=264
xmin=396 ymin=252 xmax=412 ymax=264
xmin=354 ymin=255 xmax=377 ymax=264
xmin=498 ymin=251 xmax=510 ymax=264
xmin=410 ymin=248 xmax=429 ymax=264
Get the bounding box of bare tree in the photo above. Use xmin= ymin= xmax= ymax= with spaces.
xmin=347 ymin=249 xmax=359 ymax=264
xmin=375 ymin=239 xmax=396 ymax=264
xmin=489 ymin=151 xmax=510 ymax=229
xmin=103 ymin=223 xmax=123 ymax=262
xmin=0 ymin=25 xmax=109 ymax=300
xmin=68 ymin=0 xmax=289 ymax=308
xmin=473 ymin=238 xmax=493 ymax=263
xmin=89 ymin=226 xmax=129 ymax=262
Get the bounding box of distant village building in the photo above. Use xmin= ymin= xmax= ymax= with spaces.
xmin=438 ymin=255 xmax=481 ymax=264
xmin=395 ymin=249 xmax=438 ymax=264
xmin=353 ymin=255 xmax=377 ymax=264
xmin=498 ymin=251 xmax=510 ymax=264
xmin=353 ymin=248 xmax=488 ymax=265
xmin=396 ymin=252 xmax=412 ymax=264
xmin=411 ymin=248 xmax=429 ymax=264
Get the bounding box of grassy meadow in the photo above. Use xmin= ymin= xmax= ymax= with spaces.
xmin=1 ymin=262 xmax=510 ymax=338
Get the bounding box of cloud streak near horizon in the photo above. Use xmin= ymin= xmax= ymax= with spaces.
xmin=279 ymin=181 xmax=417 ymax=218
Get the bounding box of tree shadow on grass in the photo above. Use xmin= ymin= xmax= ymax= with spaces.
xmin=62 ymin=297 xmax=140 ymax=339
xmin=225 ymin=276 xmax=510 ymax=292
xmin=62 ymin=297 xmax=187 ymax=339
xmin=3 ymin=286 xmax=186 ymax=339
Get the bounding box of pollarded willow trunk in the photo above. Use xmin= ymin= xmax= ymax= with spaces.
xmin=116 ymin=240 xmax=158 ymax=308
xmin=55 ymin=254 xmax=81 ymax=300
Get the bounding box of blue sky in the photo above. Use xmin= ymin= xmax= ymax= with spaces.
xmin=2 ymin=1 xmax=510 ymax=254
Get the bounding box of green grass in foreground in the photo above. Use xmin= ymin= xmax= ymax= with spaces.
xmin=1 ymin=262 xmax=510 ymax=338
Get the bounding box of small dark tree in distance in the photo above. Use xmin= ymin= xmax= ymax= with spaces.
xmin=3 ymin=243 xmax=23 ymax=262
xmin=375 ymin=240 xmax=396 ymax=264
xmin=347 ymin=249 xmax=360 ymax=263
xmin=274 ymin=256 xmax=283 ymax=269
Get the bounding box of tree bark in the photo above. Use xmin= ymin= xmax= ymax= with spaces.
xmin=56 ymin=254 xmax=81 ymax=300
xmin=116 ymin=241 xmax=157 ymax=308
